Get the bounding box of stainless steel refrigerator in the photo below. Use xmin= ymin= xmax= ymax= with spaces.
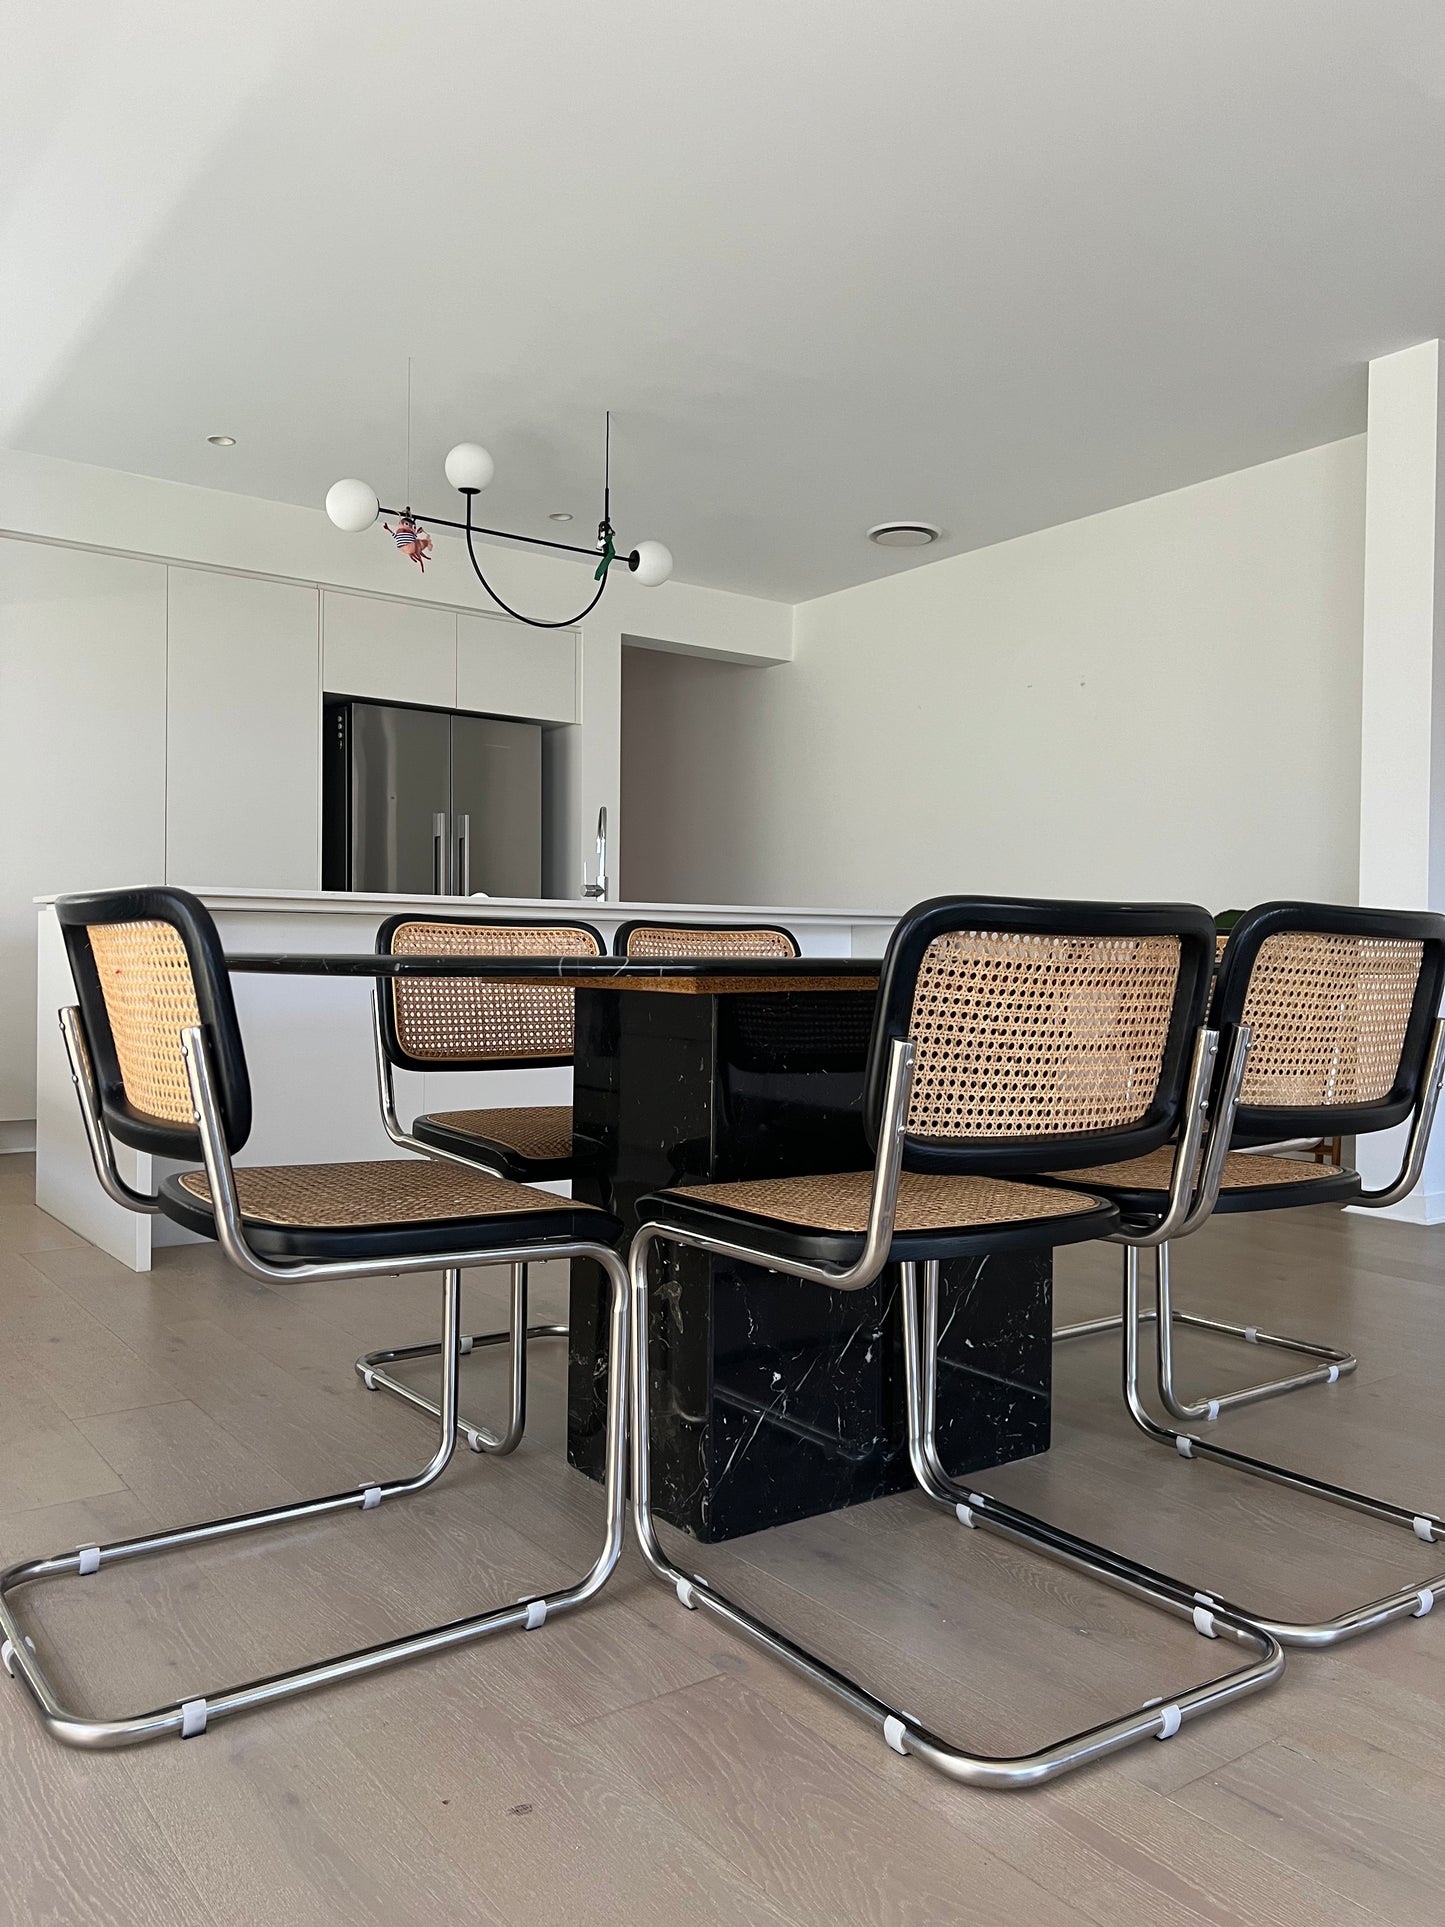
xmin=323 ymin=699 xmax=543 ymax=896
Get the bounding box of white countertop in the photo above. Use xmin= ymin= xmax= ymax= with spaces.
xmin=37 ymin=885 xmax=900 ymax=923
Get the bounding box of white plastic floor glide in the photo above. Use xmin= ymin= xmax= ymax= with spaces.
xmin=1414 ymin=1588 xmax=1434 ymax=1618
xmin=76 ymin=1545 xmax=101 ymax=1576
xmin=179 ymin=1698 xmax=207 ymax=1738
xmin=1413 ymin=1515 xmax=1437 ymax=1544
xmin=1155 ymin=1703 xmax=1182 ymax=1740
xmin=1175 ymin=1435 xmax=1194 ymax=1458
xmin=882 ymin=1714 xmax=909 ymax=1756
xmin=523 ymin=1599 xmax=547 ymax=1630
xmin=1191 ymin=1605 xmax=1218 ymax=1638
xmin=359 ymin=1483 xmax=382 ymax=1511
xmin=675 ymin=1577 xmax=698 ymax=1610
xmin=2 ymin=1634 xmax=36 ymax=1678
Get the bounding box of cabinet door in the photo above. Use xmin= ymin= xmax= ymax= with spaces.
xmin=166 ymin=569 xmax=320 ymax=889
xmin=322 ymin=590 xmax=456 ymax=708
xmin=0 ymin=539 xmax=167 ymax=1122
xmin=456 ymin=612 xmax=577 ymax=723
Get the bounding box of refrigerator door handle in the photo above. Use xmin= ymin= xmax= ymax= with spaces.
xmin=433 ymin=812 xmax=448 ymax=895
xmin=457 ymin=813 xmax=471 ymax=897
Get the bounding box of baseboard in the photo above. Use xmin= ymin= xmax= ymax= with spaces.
xmin=1345 ymin=1190 xmax=1445 ymax=1226
xmin=0 ymin=1119 xmax=36 ymax=1155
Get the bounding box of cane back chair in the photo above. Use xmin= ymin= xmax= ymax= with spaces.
xmin=1041 ymin=900 xmax=1445 ymax=1649
xmin=359 ymin=913 xmax=604 ymax=1455
xmin=613 ymin=919 xmax=800 ymax=959
xmin=0 ymin=889 xmax=629 ymax=1750
xmin=628 ymin=897 xmax=1283 ymax=1790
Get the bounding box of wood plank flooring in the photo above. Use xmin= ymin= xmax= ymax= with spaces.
xmin=0 ymin=1149 xmax=1440 ymax=1926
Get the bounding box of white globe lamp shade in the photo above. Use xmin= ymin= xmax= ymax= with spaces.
xmin=444 ymin=442 xmax=495 ymax=492
xmin=629 ymin=540 xmax=673 ymax=587
xmin=325 ymin=478 xmax=379 ymax=533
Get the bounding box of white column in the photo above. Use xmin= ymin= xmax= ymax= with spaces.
xmin=1356 ymin=339 xmax=1445 ymax=1220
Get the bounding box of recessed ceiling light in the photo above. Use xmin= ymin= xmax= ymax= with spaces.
xmin=548 ymin=511 xmax=573 ymax=522
xmin=206 ymin=434 xmax=237 ymax=447
xmin=867 ymin=521 xmax=940 ymax=548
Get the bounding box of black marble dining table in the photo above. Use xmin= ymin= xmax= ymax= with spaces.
xmin=228 ymin=950 xmax=1053 ymax=1542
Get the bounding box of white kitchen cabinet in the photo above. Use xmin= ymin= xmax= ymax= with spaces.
xmin=165 ymin=568 xmax=320 ymax=889
xmin=321 ymin=589 xmax=456 ymax=708
xmin=0 ymin=538 xmax=167 ymax=1123
xmin=456 ymin=612 xmax=577 ymax=723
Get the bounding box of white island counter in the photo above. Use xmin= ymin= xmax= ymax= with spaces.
xmin=36 ymin=887 xmax=898 ymax=1269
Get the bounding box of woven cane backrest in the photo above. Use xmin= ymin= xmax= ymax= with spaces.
xmin=387 ymin=920 xmax=602 ymax=1065
xmin=903 ymin=928 xmax=1183 ymax=1142
xmin=58 ymin=887 xmax=252 ymax=1157
xmin=1235 ymin=931 xmax=1424 ymax=1110
xmin=86 ymin=919 xmax=201 ymax=1125
xmin=620 ymin=923 xmax=800 ymax=960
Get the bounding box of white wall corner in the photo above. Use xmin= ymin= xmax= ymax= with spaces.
xmin=1358 ymin=338 xmax=1445 ymax=1211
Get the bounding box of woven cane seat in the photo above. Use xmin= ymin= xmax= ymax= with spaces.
xmin=1044 ymin=1146 xmax=1360 ymax=1216
xmin=411 ymin=1103 xmax=598 ymax=1181
xmin=160 ymin=1159 xmax=619 ymax=1262
xmin=421 ymin=1106 xmax=573 ymax=1163
xmin=641 ymin=1169 xmax=1118 ymax=1269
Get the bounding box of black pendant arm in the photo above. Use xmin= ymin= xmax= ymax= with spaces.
xmin=463 ymin=495 xmax=612 ymax=629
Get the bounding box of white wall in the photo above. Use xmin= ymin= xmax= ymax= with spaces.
xmin=1355 ymin=339 xmax=1445 ymax=1220
xmin=0 ymin=543 xmax=168 ymax=1130
xmin=622 ymin=438 xmax=1366 ymax=911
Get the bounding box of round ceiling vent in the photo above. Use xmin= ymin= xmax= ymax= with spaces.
xmin=866 ymin=521 xmax=940 ymax=548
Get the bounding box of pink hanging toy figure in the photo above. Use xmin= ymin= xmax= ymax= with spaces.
xmin=385 ymin=513 xmax=433 ymax=572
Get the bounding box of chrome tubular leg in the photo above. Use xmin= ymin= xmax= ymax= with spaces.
xmin=628 ymin=1232 xmax=1281 ymax=1790
xmin=1116 ymin=1249 xmax=1444 ymax=1647
xmin=1054 ymin=1244 xmax=1357 ymax=1421
xmin=357 ymin=1263 xmax=568 ymax=1455
xmin=898 ymin=1260 xmax=1282 ymax=1726
xmin=0 ymin=1248 xmax=631 ymax=1749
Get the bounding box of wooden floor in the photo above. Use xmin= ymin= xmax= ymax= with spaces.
xmin=0 ymin=1152 xmax=1441 ymax=1927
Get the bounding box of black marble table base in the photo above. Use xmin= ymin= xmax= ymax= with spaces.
xmin=565 ymin=984 xmax=1052 ymax=1544
xmin=641 ymin=1247 xmax=1049 ymax=1542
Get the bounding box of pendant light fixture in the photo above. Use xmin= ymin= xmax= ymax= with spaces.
xmin=325 ymin=412 xmax=672 ymax=628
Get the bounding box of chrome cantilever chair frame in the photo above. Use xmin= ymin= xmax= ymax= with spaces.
xmin=362 ymin=989 xmax=568 ymax=1455
xmin=1056 ymin=975 xmax=1445 ymax=1426
xmin=0 ymin=1007 xmax=629 ymax=1750
xmin=1049 ymin=1024 xmax=1340 ymax=1426
xmin=1053 ymin=1003 xmax=1362 ymax=1418
xmin=1053 ymin=1093 xmax=1360 ymax=1422
xmin=1101 ymin=1014 xmax=1445 ymax=1649
xmin=629 ymin=1031 xmax=1283 ymax=1791
xmin=1053 ymin=1254 xmax=1359 ymax=1422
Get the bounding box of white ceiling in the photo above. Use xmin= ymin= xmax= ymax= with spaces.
xmin=6 ymin=0 xmax=1445 ymax=602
